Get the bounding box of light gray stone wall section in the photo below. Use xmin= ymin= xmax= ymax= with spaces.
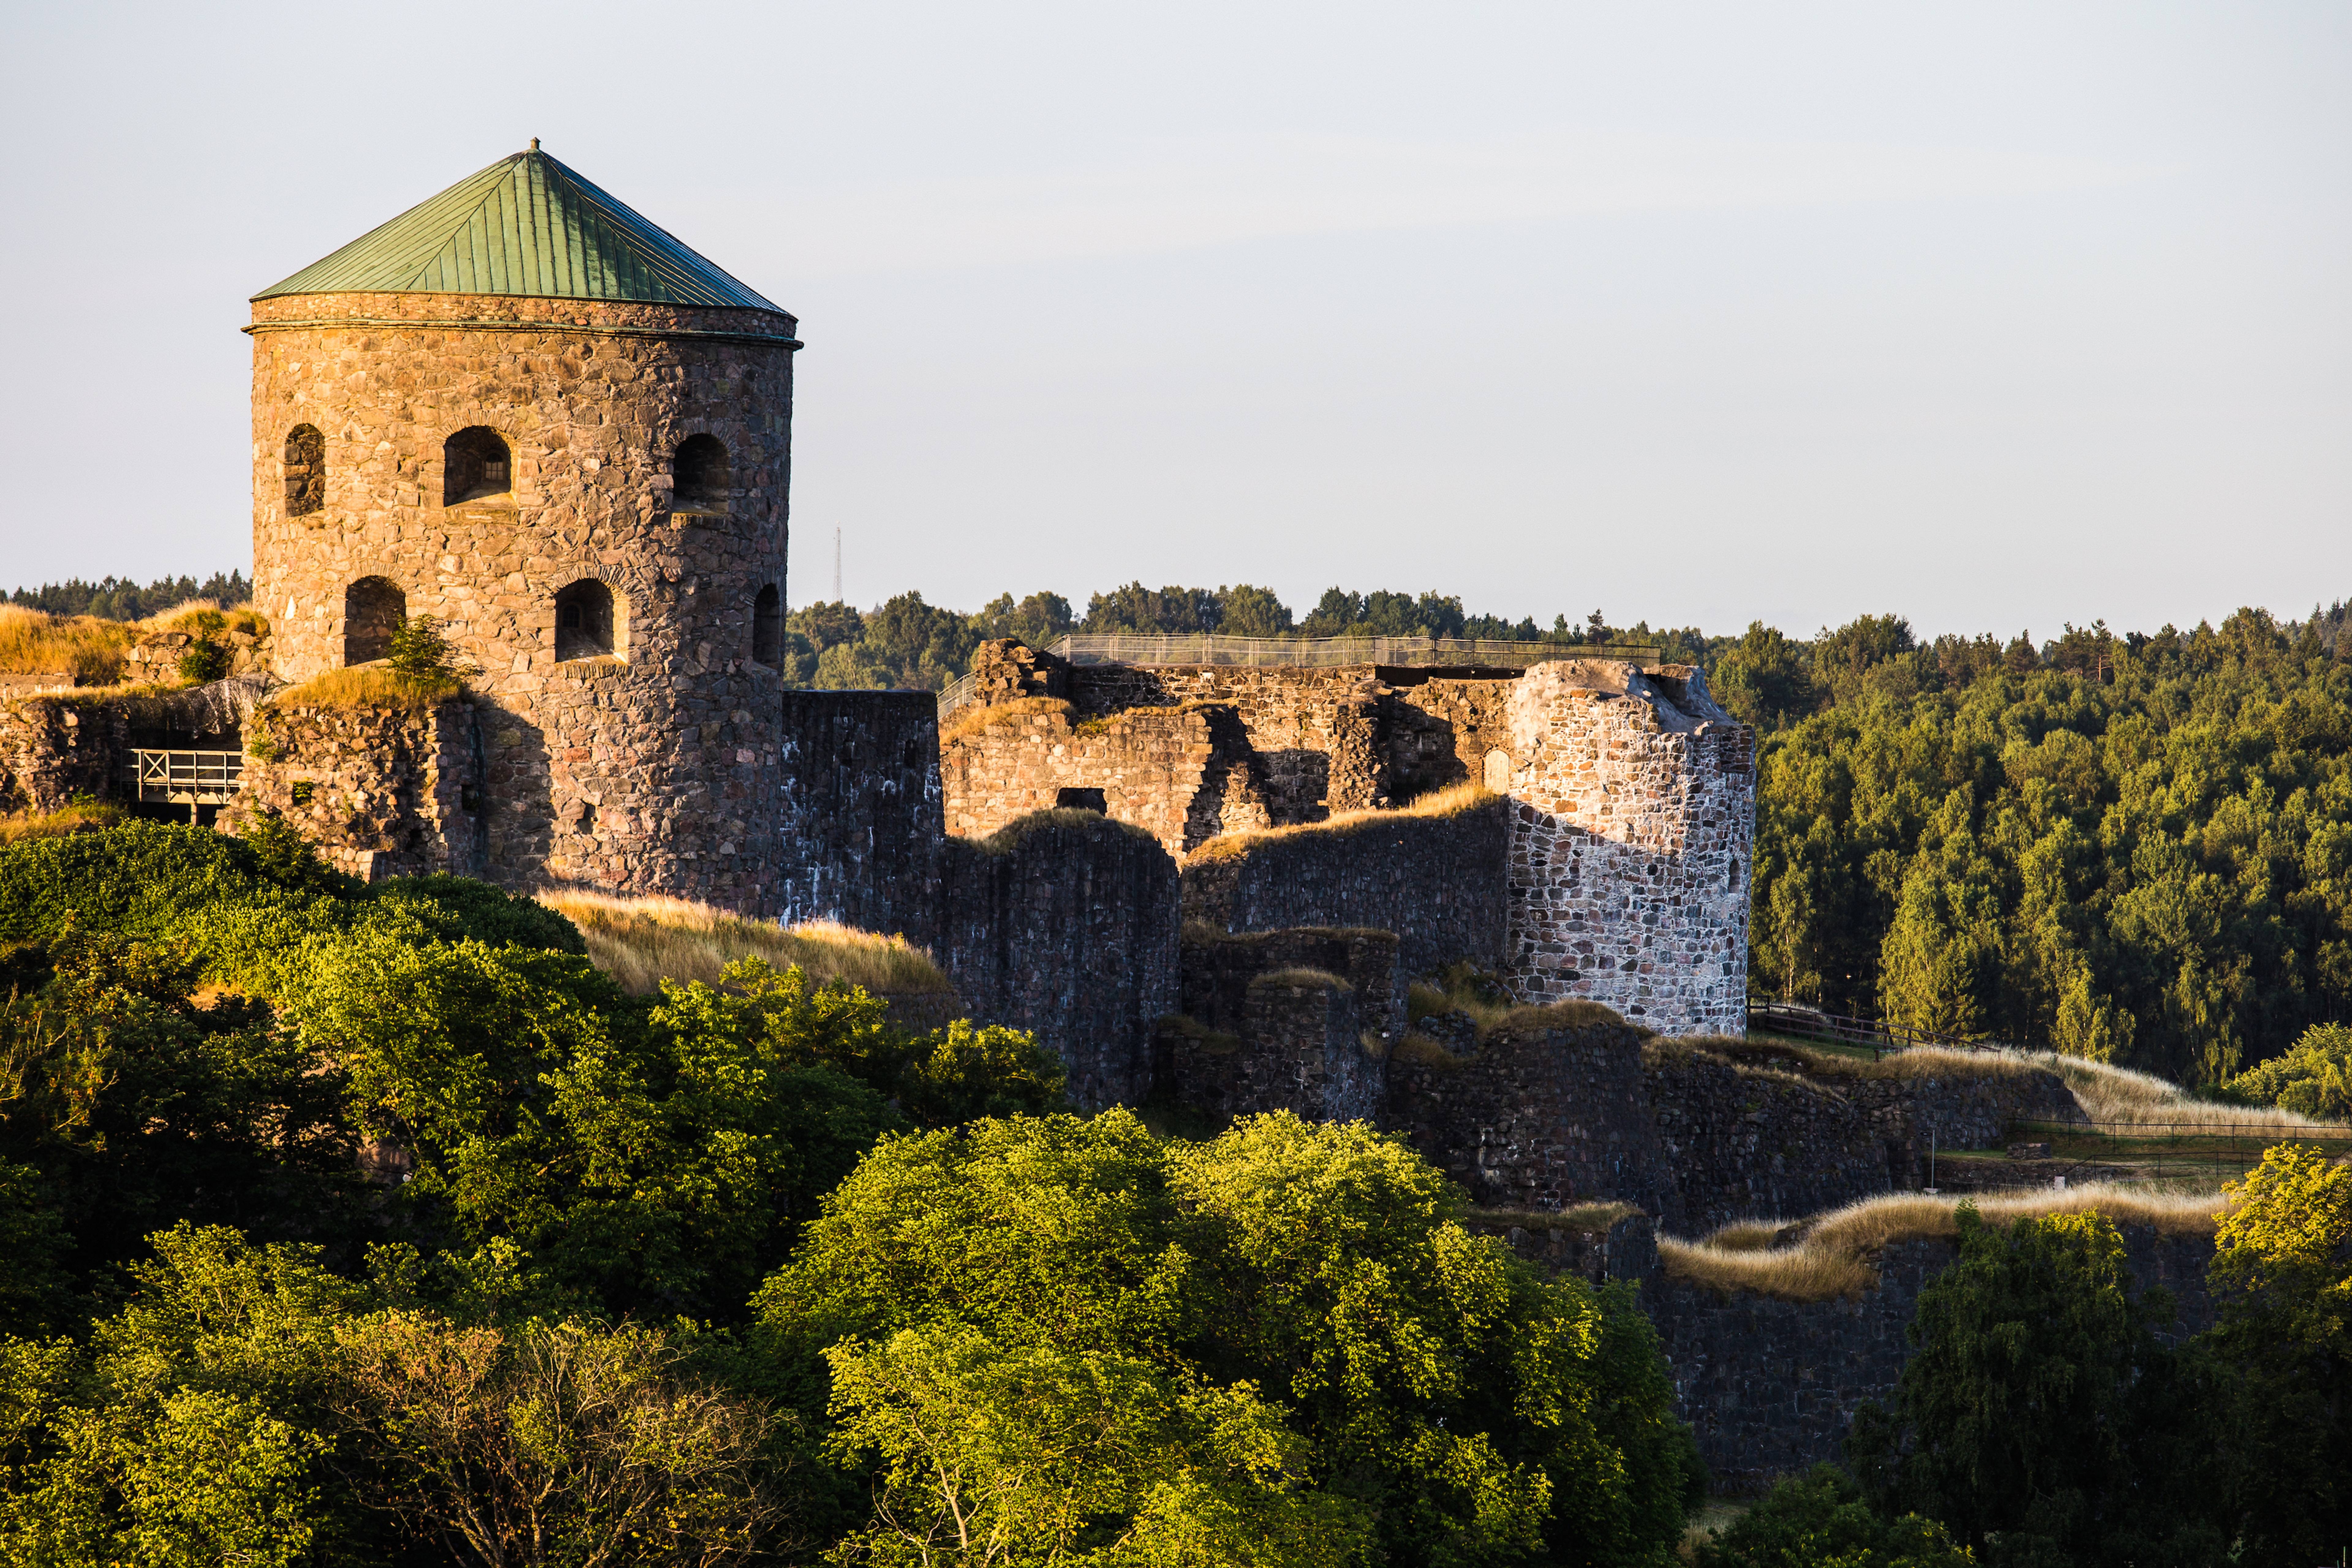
xmin=1501 ymin=661 xmax=1755 ymax=1033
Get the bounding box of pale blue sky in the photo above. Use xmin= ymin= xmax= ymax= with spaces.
xmin=2 ymin=2 xmax=2344 ymax=638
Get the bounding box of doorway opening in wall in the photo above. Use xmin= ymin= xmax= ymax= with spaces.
xmin=345 ymin=577 xmax=405 ymax=665
xmin=1056 ymin=788 xmax=1107 ymax=813
xmin=555 ymin=579 xmax=621 ymax=662
xmin=752 ymin=584 xmax=781 ymax=667
xmin=1483 ymin=749 xmax=1511 ymax=791
xmin=444 ymin=427 xmax=512 ymax=505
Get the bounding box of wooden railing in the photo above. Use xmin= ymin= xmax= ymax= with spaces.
xmin=1745 ymin=1000 xmax=2017 ymax=1061
xmin=129 ymin=748 xmax=244 ymax=806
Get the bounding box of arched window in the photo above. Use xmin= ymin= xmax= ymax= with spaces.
xmin=443 ymin=427 xmax=511 ymax=506
xmin=752 ymin=584 xmax=782 ymax=667
xmin=345 ymin=577 xmax=405 ymax=665
xmin=1483 ymin=748 xmax=1512 ymax=792
xmin=555 ymin=578 xmax=621 ymax=661
xmin=283 ymin=425 xmax=324 ymax=517
xmin=673 ymin=434 xmax=729 ymax=508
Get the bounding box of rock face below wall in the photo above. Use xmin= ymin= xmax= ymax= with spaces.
xmin=1646 ymin=1224 xmax=2217 ymax=1488
xmin=935 ymin=813 xmax=1180 ymax=1110
xmin=1383 ymin=1013 xmax=1686 ymax=1226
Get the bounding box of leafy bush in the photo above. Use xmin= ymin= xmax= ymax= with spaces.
xmin=370 ymin=874 xmax=586 ymax=956
xmin=2224 ymin=1021 xmax=2352 ymax=1118
xmin=1694 ymin=1465 xmax=1969 ymax=1568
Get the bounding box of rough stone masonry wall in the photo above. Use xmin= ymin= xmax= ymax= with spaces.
xmin=1160 ymin=974 xmax=1385 ymax=1126
xmin=248 ymin=291 xmax=797 ymax=910
xmin=0 ymin=697 xmax=126 ymax=815
xmin=1383 ymin=1017 xmax=1685 ymax=1227
xmin=1647 ymin=1225 xmax=2218 ymax=1488
xmin=219 ymin=699 xmax=482 ymax=882
xmin=936 ymin=814 xmax=1181 ymax=1110
xmin=940 ymin=700 xmax=1226 ymax=858
xmin=776 ymin=691 xmax=945 ymax=944
xmin=1180 ymin=796 xmax=1510 ymax=978
xmin=1178 ymin=925 xmax=1403 ymax=1045
xmin=1503 ymin=662 xmax=1755 ymax=1033
xmin=1067 ymin=663 xmax=1389 ymax=825
xmin=1642 ymin=1044 xmax=2090 ymax=1232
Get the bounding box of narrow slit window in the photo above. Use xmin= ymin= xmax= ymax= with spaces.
xmin=283 ymin=425 xmax=325 ymax=516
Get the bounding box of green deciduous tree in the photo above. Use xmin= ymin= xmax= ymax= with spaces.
xmin=1848 ymin=1206 xmax=2220 ymax=1566
xmin=761 ymin=1111 xmax=1700 ymax=1567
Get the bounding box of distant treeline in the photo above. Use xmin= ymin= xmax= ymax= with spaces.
xmin=782 ymin=580 xmax=1716 ymax=690
xmin=10 ymin=571 xmax=252 ymax=621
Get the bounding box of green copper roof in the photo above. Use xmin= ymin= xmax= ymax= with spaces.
xmin=254 ymin=143 xmax=786 ymax=314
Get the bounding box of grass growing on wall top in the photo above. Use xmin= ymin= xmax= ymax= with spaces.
xmin=542 ymin=890 xmax=952 ymax=997
xmin=937 ymin=695 xmax=1073 ymax=746
xmin=1658 ymin=1184 xmax=2234 ymax=1303
xmin=1183 ymin=781 xmax=1499 ymax=864
xmin=1248 ymin=966 xmax=1353 ymax=992
xmin=268 ymin=665 xmax=463 ymax=710
xmin=1465 ymin=1201 xmax=1643 ymax=1233
xmin=970 ymin=807 xmax=1162 ymax=855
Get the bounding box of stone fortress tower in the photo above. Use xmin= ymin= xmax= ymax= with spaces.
xmin=247 ymin=143 xmax=799 ymax=905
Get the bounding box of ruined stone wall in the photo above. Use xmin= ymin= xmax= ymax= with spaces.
xmin=1502 ymin=662 xmax=1754 ymax=1032
xmin=248 ymin=291 xmax=798 ymax=909
xmin=1382 ymin=1015 xmax=1685 ymax=1226
xmin=936 ymin=813 xmax=1180 ymax=1110
xmin=776 ymin=690 xmax=944 ymax=943
xmin=1648 ymin=1226 xmax=2217 ymax=1488
xmin=0 ymin=697 xmax=126 ymax=815
xmin=1066 ymin=663 xmax=1388 ymax=824
xmin=219 ymin=699 xmax=481 ymax=882
xmin=1383 ymin=674 xmax=1520 ymax=800
xmin=939 ymin=701 xmax=1227 ymax=858
xmin=1179 ymin=796 xmax=1509 ymax=977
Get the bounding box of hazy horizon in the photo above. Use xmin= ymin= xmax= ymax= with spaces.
xmin=3 ymin=2 xmax=2343 ymax=641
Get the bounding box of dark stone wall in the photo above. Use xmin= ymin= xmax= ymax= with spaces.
xmin=1642 ymin=1043 xmax=2090 ymax=1233
xmin=1180 ymin=795 xmax=1509 ymax=977
xmin=1179 ymin=925 xmax=1403 ymax=1045
xmin=1160 ymin=972 xmax=1385 ymax=1125
xmin=1383 ymin=1017 xmax=1685 ymax=1226
xmin=1646 ymin=1225 xmax=2218 ymax=1489
xmin=937 ymin=813 xmax=1180 ymax=1110
xmin=777 ymin=690 xmax=945 ymax=941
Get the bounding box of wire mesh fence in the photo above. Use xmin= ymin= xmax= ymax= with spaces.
xmin=935 ymin=634 xmax=1665 ymax=718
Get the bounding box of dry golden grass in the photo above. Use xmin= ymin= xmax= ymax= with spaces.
xmin=1184 ymin=781 xmax=1499 ymax=865
xmin=1389 ymin=1032 xmax=1468 ymax=1069
xmin=0 ymin=799 xmax=129 ymax=846
xmin=1250 ymin=966 xmax=1352 ymax=992
xmin=541 ymin=891 xmax=952 ymax=997
xmin=1658 ymin=1237 xmax=1879 ymax=1301
xmin=268 ymin=665 xmax=464 ymax=710
xmin=2037 ymin=1051 xmax=2342 ymax=1131
xmin=1661 ymin=1183 xmax=2235 ymax=1302
xmin=938 ymin=696 xmax=1073 ymax=746
xmin=1479 ymin=998 xmax=1631 ymax=1039
xmin=1155 ymin=1013 xmax=1243 ymax=1055
xmin=0 ymin=605 xmax=134 ymax=683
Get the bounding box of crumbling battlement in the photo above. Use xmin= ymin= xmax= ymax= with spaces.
xmin=0 ymin=697 xmax=127 ymax=816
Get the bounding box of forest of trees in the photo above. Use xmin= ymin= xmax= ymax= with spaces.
xmin=8 ymin=572 xmax=252 ymax=621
